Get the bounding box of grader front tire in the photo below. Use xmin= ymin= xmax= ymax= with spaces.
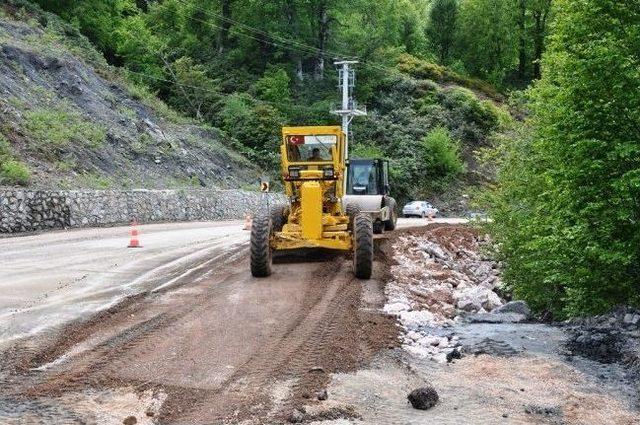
xmin=353 ymin=213 xmax=373 ymax=279
xmin=250 ymin=212 xmax=273 ymax=277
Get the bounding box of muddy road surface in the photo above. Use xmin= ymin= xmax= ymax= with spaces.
xmin=0 ymin=219 xmax=433 ymax=424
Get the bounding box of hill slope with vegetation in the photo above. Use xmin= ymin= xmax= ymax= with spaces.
xmin=4 ymin=0 xmax=522 ymax=206
xmin=0 ymin=2 xmax=260 ymax=189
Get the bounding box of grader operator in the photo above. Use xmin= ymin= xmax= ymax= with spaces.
xmin=250 ymin=125 xmax=374 ymax=279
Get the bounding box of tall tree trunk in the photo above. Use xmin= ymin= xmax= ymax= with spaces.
xmin=533 ymin=13 xmax=543 ymax=79
xmin=532 ymin=0 xmax=551 ymax=80
xmin=217 ymin=0 xmax=233 ymax=54
xmin=296 ymin=58 xmax=304 ymax=81
xmin=315 ymin=3 xmax=328 ymax=80
xmin=286 ymin=0 xmax=304 ymax=81
xmin=518 ymin=0 xmax=527 ymax=81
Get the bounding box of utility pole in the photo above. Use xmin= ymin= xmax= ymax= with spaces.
xmin=332 ymin=60 xmax=367 ymax=164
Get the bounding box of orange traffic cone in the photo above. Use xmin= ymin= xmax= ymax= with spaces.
xmin=128 ymin=219 xmax=142 ymax=248
xmin=243 ymin=213 xmax=253 ymax=231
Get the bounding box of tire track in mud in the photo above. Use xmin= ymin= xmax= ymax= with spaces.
xmin=1 ymin=240 xmax=399 ymax=424
xmin=0 ymin=245 xmax=249 ymax=397
xmin=158 ymin=255 xmax=351 ymax=423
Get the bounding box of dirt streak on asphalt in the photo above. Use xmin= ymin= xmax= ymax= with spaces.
xmin=0 ymin=235 xmax=399 ymax=424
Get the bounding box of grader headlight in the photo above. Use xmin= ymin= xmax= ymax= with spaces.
xmin=322 ymin=166 xmax=335 ymax=179
xmin=288 ymin=166 xmax=302 ymax=179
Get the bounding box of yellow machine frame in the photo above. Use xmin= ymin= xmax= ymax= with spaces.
xmin=273 ymin=125 xmax=352 ymax=251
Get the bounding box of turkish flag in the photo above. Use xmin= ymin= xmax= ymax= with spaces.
xmin=289 ymin=135 xmax=304 ymax=145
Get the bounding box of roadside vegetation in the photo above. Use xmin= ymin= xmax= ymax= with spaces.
xmin=0 ymin=134 xmax=30 ymax=186
xmin=19 ymin=0 xmax=541 ymax=198
xmin=483 ymin=0 xmax=640 ymax=317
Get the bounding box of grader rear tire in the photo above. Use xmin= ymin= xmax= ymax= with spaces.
xmin=250 ymin=211 xmax=273 ymax=277
xmin=353 ymin=213 xmax=373 ymax=279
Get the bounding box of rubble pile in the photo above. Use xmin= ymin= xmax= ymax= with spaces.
xmin=384 ymin=226 xmax=505 ymax=361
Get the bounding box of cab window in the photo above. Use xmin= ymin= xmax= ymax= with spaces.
xmin=286 ymin=135 xmax=336 ymax=162
xmin=347 ymin=163 xmax=379 ymax=195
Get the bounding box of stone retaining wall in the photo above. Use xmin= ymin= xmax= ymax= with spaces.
xmin=0 ymin=189 xmax=285 ymax=233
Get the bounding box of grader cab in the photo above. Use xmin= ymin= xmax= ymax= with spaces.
xmin=250 ymin=125 xmax=374 ymax=279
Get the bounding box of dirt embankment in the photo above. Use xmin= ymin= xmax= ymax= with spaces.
xmin=0 ymin=3 xmax=259 ymax=189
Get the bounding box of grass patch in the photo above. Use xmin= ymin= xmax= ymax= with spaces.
xmin=131 ymin=133 xmax=153 ymax=155
xmin=76 ymin=171 xmax=111 ymax=189
xmin=123 ymin=79 xmax=190 ymax=124
xmin=0 ymin=133 xmax=31 ymax=186
xmin=24 ymin=107 xmax=106 ymax=160
xmin=0 ymin=159 xmax=31 ymax=185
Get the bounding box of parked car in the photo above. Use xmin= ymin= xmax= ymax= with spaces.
xmin=402 ymin=201 xmax=439 ymax=218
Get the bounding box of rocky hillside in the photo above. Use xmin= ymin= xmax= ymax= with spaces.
xmin=0 ymin=4 xmax=259 ymax=190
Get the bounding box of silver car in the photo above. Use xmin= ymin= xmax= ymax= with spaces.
xmin=402 ymin=201 xmax=439 ymax=218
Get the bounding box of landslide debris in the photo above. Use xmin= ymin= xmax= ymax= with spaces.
xmin=383 ymin=225 xmax=508 ymax=361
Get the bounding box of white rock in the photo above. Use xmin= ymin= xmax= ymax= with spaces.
xmin=399 ymin=310 xmax=436 ymax=329
xmin=406 ymin=331 xmax=422 ymax=341
xmin=384 ymin=302 xmax=411 ymax=315
xmin=417 ymin=335 xmax=441 ymax=347
xmin=419 ymin=241 xmax=449 ymax=261
xmin=432 ymin=353 xmax=449 ymax=364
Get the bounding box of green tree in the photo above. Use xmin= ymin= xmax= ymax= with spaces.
xmin=487 ymin=0 xmax=640 ymax=316
xmin=427 ymin=0 xmax=458 ymax=64
xmin=457 ymin=0 xmax=517 ymax=84
xmin=166 ymin=56 xmax=222 ymax=121
xmin=34 ymin=0 xmax=138 ymax=62
xmin=254 ymin=67 xmax=292 ymax=104
xmin=420 ymin=126 xmax=464 ymax=188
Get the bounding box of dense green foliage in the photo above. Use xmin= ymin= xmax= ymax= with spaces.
xmin=26 ymin=0 xmax=540 ymax=186
xmin=26 ymin=0 xmax=517 ymax=200
xmin=486 ymin=0 xmax=640 ymax=317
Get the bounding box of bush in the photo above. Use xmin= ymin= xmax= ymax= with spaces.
xmin=485 ymin=0 xmax=640 ymax=317
xmin=0 ymin=134 xmax=12 ymax=160
xmin=397 ymin=53 xmax=446 ymax=80
xmin=220 ymin=93 xmax=284 ymax=169
xmin=440 ymin=87 xmax=502 ymax=142
xmin=1 ymin=159 xmax=31 ymax=185
xmin=420 ymin=127 xmax=464 ymax=186
xmin=254 ymin=66 xmax=291 ymax=104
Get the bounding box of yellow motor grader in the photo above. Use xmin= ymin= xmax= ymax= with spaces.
xmin=250 ymin=125 xmax=373 ymax=279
